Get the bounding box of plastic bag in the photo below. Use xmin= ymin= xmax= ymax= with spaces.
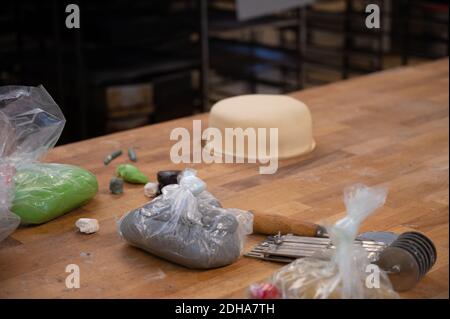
xmin=12 ymin=163 xmax=98 ymax=225
xmin=250 ymin=184 xmax=398 ymax=299
xmin=0 ymin=85 xmax=65 ymax=241
xmin=0 ymin=164 xmax=19 ymax=242
xmin=118 ymin=169 xmax=253 ymax=269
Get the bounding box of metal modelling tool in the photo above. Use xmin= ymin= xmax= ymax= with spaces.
xmin=245 ymin=233 xmax=388 ymax=263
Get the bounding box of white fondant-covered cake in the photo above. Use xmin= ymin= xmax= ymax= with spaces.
xmin=207 ymin=94 xmax=315 ymax=160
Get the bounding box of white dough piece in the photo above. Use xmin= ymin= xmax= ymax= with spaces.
xmin=144 ymin=182 xmax=159 ymax=198
xmin=75 ymin=218 xmax=99 ymax=234
xmin=207 ymin=94 xmax=315 ymax=160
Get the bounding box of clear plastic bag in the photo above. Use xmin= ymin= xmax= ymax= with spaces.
xmin=118 ymin=169 xmax=254 ymax=269
xmin=12 ymin=163 xmax=98 ymax=225
xmin=251 ymin=184 xmax=398 ymax=299
xmin=0 ymin=85 xmax=65 ymax=241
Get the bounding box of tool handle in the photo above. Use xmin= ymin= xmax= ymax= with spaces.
xmin=252 ymin=210 xmax=324 ymax=237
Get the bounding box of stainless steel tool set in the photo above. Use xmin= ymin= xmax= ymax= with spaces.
xmin=245 ymin=233 xmax=388 ymax=263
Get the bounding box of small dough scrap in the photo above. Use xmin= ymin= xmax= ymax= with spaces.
xmin=76 ymin=218 xmax=99 ymax=234
xmin=117 ymin=164 xmax=148 ymax=184
xmin=144 ymin=182 xmax=159 ymax=198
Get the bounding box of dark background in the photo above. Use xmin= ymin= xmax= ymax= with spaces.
xmin=0 ymin=0 xmax=448 ymax=144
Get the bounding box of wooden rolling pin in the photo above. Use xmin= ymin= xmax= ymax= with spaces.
xmin=251 ymin=210 xmax=327 ymax=237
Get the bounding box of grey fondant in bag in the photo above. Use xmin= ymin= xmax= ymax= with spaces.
xmin=118 ymin=169 xmax=253 ymax=269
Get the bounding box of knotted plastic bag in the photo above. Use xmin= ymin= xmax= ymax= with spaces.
xmin=118 ymin=169 xmax=253 ymax=269
xmin=252 ymin=184 xmax=398 ymax=299
xmin=0 ymin=165 xmax=19 ymax=242
xmin=1 ymin=86 xmax=99 ymax=236
xmin=0 ymin=85 xmax=65 ymax=241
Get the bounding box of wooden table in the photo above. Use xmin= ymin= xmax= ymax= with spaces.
xmin=0 ymin=59 xmax=448 ymax=299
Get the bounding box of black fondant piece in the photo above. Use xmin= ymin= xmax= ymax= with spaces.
xmin=157 ymin=170 xmax=181 ymax=190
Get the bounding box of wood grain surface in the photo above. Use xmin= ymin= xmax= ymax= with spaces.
xmin=0 ymin=59 xmax=448 ymax=299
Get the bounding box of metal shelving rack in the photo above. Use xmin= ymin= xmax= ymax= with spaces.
xmin=207 ymin=2 xmax=307 ymax=103
xmin=69 ymin=0 xmax=208 ymax=139
xmin=401 ymin=0 xmax=449 ymax=64
xmin=1 ymin=0 xmax=209 ymax=143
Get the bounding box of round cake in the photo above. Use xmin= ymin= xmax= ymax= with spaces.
xmin=207 ymin=94 xmax=315 ymax=160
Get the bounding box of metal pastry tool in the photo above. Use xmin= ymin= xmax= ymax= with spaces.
xmin=245 ymin=233 xmax=388 ymax=263
xmin=375 ymin=231 xmax=437 ymax=292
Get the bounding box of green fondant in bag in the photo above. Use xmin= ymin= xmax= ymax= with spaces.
xmin=11 ymin=163 xmax=98 ymax=225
